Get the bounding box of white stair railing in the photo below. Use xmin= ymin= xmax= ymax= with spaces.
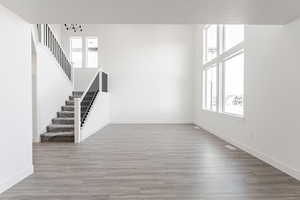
xmin=73 ymin=72 xmax=101 ymax=143
xmin=36 ymin=24 xmax=73 ymax=80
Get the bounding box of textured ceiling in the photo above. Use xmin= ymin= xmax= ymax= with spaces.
xmin=1 ymin=0 xmax=300 ymax=24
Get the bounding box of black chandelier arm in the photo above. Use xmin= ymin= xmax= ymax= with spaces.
xmin=64 ymin=24 xmax=84 ymax=32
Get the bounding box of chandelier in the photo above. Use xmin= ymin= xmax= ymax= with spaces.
xmin=64 ymin=24 xmax=84 ymax=32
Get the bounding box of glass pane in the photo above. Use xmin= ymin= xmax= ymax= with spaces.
xmin=71 ymin=38 xmax=82 ymax=49
xmin=202 ymin=71 xmax=206 ymax=109
xmin=224 ymin=52 xmax=244 ymax=115
xmin=206 ymin=66 xmax=217 ymax=111
xmin=71 ymin=51 xmax=82 ymax=68
xmin=224 ymin=25 xmax=244 ymax=51
xmin=87 ymin=38 xmax=98 ymax=48
xmin=206 ymin=25 xmax=218 ymax=62
xmin=87 ymin=38 xmax=98 ymax=68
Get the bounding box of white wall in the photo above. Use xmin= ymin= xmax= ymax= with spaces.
xmin=0 ymin=4 xmax=33 ymax=193
xmin=73 ymin=68 xmax=99 ymax=91
xmin=33 ymin=23 xmax=73 ymax=140
xmin=193 ymin=20 xmax=300 ymax=180
xmin=36 ymin=45 xmax=73 ymax=139
xmin=81 ymin=92 xmax=110 ymax=141
xmin=31 ymin=37 xmax=38 ymax=143
xmin=62 ymin=24 xmax=194 ymax=123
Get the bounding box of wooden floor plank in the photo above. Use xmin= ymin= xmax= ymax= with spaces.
xmin=1 ymin=124 xmax=300 ymax=200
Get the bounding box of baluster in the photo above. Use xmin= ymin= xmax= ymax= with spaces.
xmin=51 ymin=31 xmax=53 ymax=53
xmin=54 ymin=38 xmax=56 ymax=59
xmin=40 ymin=24 xmax=73 ymax=81
xmin=52 ymin=32 xmax=54 ymax=54
xmin=59 ymin=48 xmax=61 ymax=67
xmin=47 ymin=25 xmax=49 ymax=48
xmin=57 ymin=41 xmax=59 ymax=62
xmin=43 ymin=24 xmax=45 ymax=45
xmin=56 ymin=39 xmax=58 ymax=61
xmin=45 ymin=25 xmax=48 ymax=46
xmin=50 ymin=30 xmax=52 ymax=53
xmin=47 ymin=25 xmax=49 ymax=47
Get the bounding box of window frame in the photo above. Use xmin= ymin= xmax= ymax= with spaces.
xmin=203 ymin=25 xmax=219 ymax=64
xmin=221 ymin=49 xmax=245 ymax=117
xmin=69 ymin=36 xmax=100 ymax=68
xmin=85 ymin=36 xmax=99 ymax=68
xmin=70 ymin=37 xmax=83 ymax=68
xmin=202 ymin=64 xmax=219 ymax=112
xmin=202 ymin=24 xmax=245 ymax=118
xmin=222 ymin=25 xmax=245 ymax=53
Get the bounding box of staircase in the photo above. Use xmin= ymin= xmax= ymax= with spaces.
xmin=41 ymin=91 xmax=89 ymax=142
xmin=36 ymin=25 xmax=103 ymax=143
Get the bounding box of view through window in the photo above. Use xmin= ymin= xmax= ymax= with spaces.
xmin=70 ymin=37 xmax=98 ymax=68
xmin=86 ymin=37 xmax=98 ymax=68
xmin=70 ymin=37 xmax=82 ymax=68
xmin=202 ymin=25 xmax=244 ymax=116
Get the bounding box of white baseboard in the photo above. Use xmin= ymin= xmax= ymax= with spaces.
xmin=194 ymin=123 xmax=300 ymax=181
xmin=111 ymin=121 xmax=193 ymax=124
xmin=0 ymin=165 xmax=34 ymax=194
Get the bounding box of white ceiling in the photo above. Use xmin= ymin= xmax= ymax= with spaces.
xmin=1 ymin=0 xmax=300 ymax=24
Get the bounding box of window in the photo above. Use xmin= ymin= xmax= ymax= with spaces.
xmin=224 ymin=25 xmax=244 ymax=51
xmin=202 ymin=25 xmax=244 ymax=117
xmin=86 ymin=37 xmax=98 ymax=68
xmin=203 ymin=25 xmax=218 ymax=63
xmin=223 ymin=52 xmax=244 ymax=115
xmin=70 ymin=37 xmax=99 ymax=68
xmin=203 ymin=65 xmax=217 ymax=111
xmin=70 ymin=37 xmax=82 ymax=68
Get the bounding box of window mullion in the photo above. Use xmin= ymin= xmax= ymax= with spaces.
xmin=222 ymin=25 xmax=225 ymax=54
xmin=204 ymin=71 xmax=207 ymax=109
xmin=202 ymin=24 xmax=244 ymax=116
xmin=204 ymin=28 xmax=207 ymax=63
xmin=221 ymin=61 xmax=225 ymax=113
xmin=216 ymin=25 xmax=221 ymax=113
xmin=202 ymin=70 xmax=206 ymax=108
xmin=216 ymin=62 xmax=220 ymax=112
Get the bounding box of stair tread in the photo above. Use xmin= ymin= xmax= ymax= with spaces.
xmin=67 ymin=99 xmax=90 ymax=102
xmin=42 ymin=90 xmax=98 ymax=142
xmin=59 ymin=111 xmax=74 ymax=113
xmin=42 ymin=93 xmax=81 ymax=142
xmin=69 ymin=96 xmax=92 ymax=101
xmin=42 ymin=132 xmax=74 ymax=137
xmin=72 ymin=91 xmax=84 ymax=94
xmin=62 ymin=105 xmax=87 ymax=108
xmin=53 ymin=117 xmax=74 ymax=120
xmin=47 ymin=124 xmax=74 ymax=128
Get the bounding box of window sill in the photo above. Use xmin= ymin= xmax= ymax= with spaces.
xmin=201 ymin=108 xmax=245 ymax=120
xmin=202 ymin=108 xmax=217 ymax=113
xmin=220 ymin=112 xmax=245 ymax=120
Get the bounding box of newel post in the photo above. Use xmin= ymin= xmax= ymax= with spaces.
xmin=40 ymin=24 xmax=43 ymax=44
xmin=74 ymin=98 xmax=81 ymax=144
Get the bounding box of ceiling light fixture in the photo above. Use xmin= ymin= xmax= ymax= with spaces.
xmin=64 ymin=24 xmax=83 ymax=32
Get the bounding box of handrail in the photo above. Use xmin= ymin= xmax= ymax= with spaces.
xmin=80 ymin=73 xmax=100 ymax=127
xmin=36 ymin=24 xmax=72 ymax=80
xmin=79 ymin=70 xmax=101 ymax=102
xmin=74 ymin=71 xmax=107 ymax=143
